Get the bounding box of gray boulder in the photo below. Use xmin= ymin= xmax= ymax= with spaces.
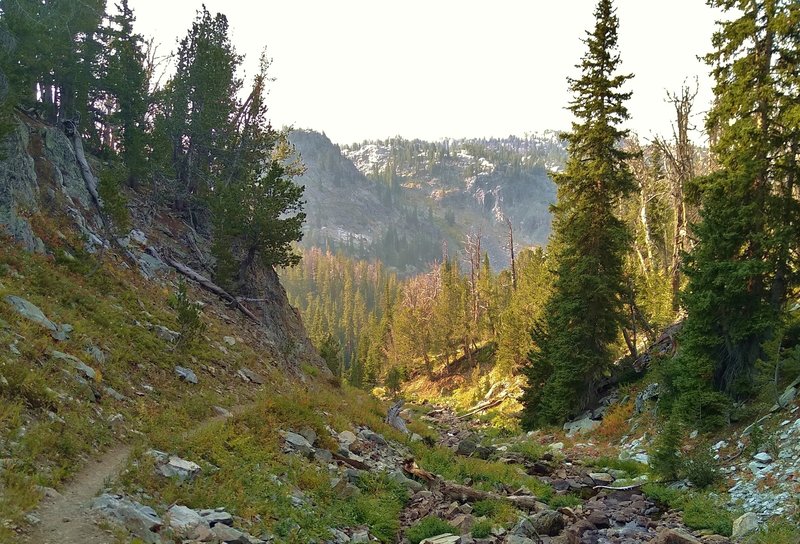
xmin=199 ymin=509 xmax=234 ymax=527
xmin=174 ymin=365 xmax=198 ymax=384
xmin=731 ymin=512 xmax=760 ymax=540
xmin=154 ymin=325 xmax=181 ymax=343
xmin=166 ymin=505 xmax=209 ymax=537
xmin=212 ymin=523 xmax=251 ymax=543
xmin=91 ymin=493 xmax=162 ymax=544
xmin=52 ymin=350 xmax=96 ymax=380
xmin=238 ymin=367 xmax=265 ymax=385
xmin=528 ymin=510 xmax=564 ymax=536
xmin=156 ymin=455 xmax=201 ymax=480
xmin=5 ymin=295 xmax=57 ymax=330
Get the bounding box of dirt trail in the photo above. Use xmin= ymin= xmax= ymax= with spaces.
xmin=25 ymin=405 xmax=244 ymax=544
xmin=26 ymin=445 xmax=132 ymax=544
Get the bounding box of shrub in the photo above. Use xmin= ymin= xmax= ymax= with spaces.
xmin=596 ymin=399 xmax=634 ymax=440
xmin=168 ymin=279 xmax=205 ymax=348
xmin=586 ymin=456 xmax=647 ymax=477
xmin=643 ymin=485 xmax=734 ymax=537
xmin=405 ymin=516 xmax=456 ymax=544
xmin=681 ymin=494 xmax=733 ymax=536
xmin=98 ymin=164 xmax=131 ymax=231
xmin=642 ymin=483 xmax=683 ymax=508
xmin=744 ymin=520 xmax=800 ymax=544
xmin=471 ymin=519 xmax=493 ymax=538
xmin=682 ymin=447 xmax=721 ymax=489
xmin=649 ymin=418 xmax=683 ymax=481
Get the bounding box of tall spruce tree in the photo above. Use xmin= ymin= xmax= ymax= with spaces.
xmin=104 ymin=0 xmax=149 ymax=184
xmin=670 ymin=0 xmax=800 ymax=427
xmin=521 ymin=0 xmax=635 ymax=428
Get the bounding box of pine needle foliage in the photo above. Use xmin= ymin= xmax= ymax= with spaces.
xmin=669 ymin=0 xmax=800 ymax=428
xmin=522 ymin=0 xmax=635 ymax=428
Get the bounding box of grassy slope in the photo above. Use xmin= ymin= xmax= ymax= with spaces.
xmin=0 ymin=225 xmax=288 ymax=542
xmin=0 ymin=228 xmax=556 ymax=544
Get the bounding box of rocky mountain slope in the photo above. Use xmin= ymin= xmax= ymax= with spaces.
xmin=1 ymin=114 xmax=796 ymax=544
xmin=289 ymin=131 xmax=564 ymax=272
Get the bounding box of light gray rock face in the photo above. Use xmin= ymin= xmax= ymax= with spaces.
xmin=5 ymin=295 xmax=57 ymax=330
xmin=91 ymin=493 xmax=162 ymax=544
xmin=0 ymin=123 xmax=44 ymax=253
xmin=635 ymin=383 xmax=660 ymax=414
xmin=51 ymin=350 xmax=96 ymax=380
xmin=731 ymin=512 xmax=760 ymax=540
xmin=166 ymin=504 xmax=209 ymax=537
xmin=0 ymin=121 xmax=99 ymax=253
xmin=174 ymin=365 xmax=198 ymax=384
xmin=564 ymin=415 xmax=600 ymax=436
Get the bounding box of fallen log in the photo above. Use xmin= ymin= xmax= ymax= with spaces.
xmin=162 ymin=254 xmax=261 ymax=324
xmin=437 ymin=481 xmax=541 ymax=511
xmin=330 ymin=451 xmax=370 ymax=471
xmin=401 ymin=458 xmax=541 ymax=511
xmin=457 ymin=397 xmax=504 ymax=420
xmin=63 ymin=118 xmax=102 ymax=212
xmin=592 ymin=483 xmax=646 ymax=491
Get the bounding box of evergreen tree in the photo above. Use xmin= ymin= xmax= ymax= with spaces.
xmin=103 ymin=0 xmax=149 ymax=183
xmin=521 ymin=0 xmax=635 ymax=428
xmin=670 ymin=0 xmax=800 ymax=427
xmin=166 ymin=6 xmax=241 ymax=211
xmin=209 ymin=53 xmax=305 ymax=290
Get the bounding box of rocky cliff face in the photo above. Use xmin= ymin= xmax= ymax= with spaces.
xmin=0 ymin=117 xmax=99 ymax=253
xmin=0 ymin=114 xmax=323 ymax=373
xmin=289 ymin=129 xmax=564 ymax=271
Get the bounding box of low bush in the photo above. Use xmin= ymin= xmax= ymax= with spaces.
xmin=681 ymin=494 xmax=733 ymax=536
xmin=586 ymin=456 xmax=647 ymax=477
xmin=744 ymin=520 xmax=800 ymax=544
xmin=682 ymin=447 xmax=721 ymax=488
xmin=471 ymin=519 xmax=493 ymax=538
xmin=405 ymin=516 xmax=456 ymax=544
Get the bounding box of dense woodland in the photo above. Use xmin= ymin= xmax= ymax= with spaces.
xmin=285 ymin=0 xmax=800 ymax=435
xmin=0 ymin=0 xmax=798 ymax=435
xmin=0 ymin=0 xmax=305 ymax=292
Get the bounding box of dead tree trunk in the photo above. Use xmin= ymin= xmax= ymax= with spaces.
xmin=63 ymin=118 xmax=102 ymax=213
xmin=386 ymin=400 xmax=409 ymax=434
xmin=505 ymin=218 xmax=517 ymax=291
xmin=658 ymin=83 xmax=698 ymax=311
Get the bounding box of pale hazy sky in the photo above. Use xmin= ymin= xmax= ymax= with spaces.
xmin=131 ymin=0 xmax=723 ymax=145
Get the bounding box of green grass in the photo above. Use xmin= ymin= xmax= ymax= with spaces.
xmin=410 ymin=442 xmax=552 ymax=499
xmin=585 ymin=456 xmax=648 ymax=477
xmin=643 ymin=484 xmax=735 ymax=536
xmin=744 ymin=520 xmax=800 ymax=544
xmin=471 ymin=499 xmax=520 ymax=526
xmin=405 ymin=516 xmax=456 ymax=544
xmin=471 ymin=519 xmax=493 ymax=538
xmin=508 ymin=441 xmax=546 ymax=462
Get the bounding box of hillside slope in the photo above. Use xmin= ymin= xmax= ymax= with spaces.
xmin=289 ymin=130 xmax=564 ymax=272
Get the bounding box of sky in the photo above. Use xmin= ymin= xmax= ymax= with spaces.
xmin=131 ymin=0 xmax=724 ymax=145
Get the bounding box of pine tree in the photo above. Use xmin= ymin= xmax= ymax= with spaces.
xmin=167 ymin=6 xmax=241 ymax=210
xmin=209 ymin=53 xmax=305 ymax=290
xmin=104 ymin=0 xmax=149 ymax=184
xmin=670 ymin=0 xmax=800 ymax=427
xmin=521 ymin=0 xmax=635 ymax=428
